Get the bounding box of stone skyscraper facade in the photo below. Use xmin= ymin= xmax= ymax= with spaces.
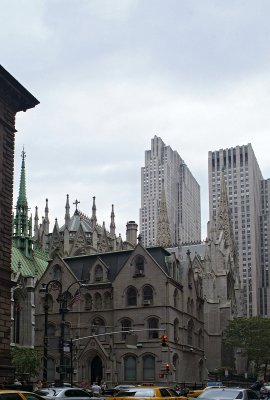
xmin=208 ymin=143 xmax=270 ymax=317
xmin=140 ymin=136 xmax=201 ymax=247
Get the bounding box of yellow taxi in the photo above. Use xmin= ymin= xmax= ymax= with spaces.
xmin=107 ymin=385 xmax=187 ymax=400
xmin=0 ymin=390 xmax=46 ymax=400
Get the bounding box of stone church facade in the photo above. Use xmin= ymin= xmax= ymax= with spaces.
xmin=34 ymin=242 xmax=206 ymax=385
xmin=10 ymin=149 xmax=242 ymax=384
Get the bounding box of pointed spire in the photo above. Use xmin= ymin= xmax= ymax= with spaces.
xmin=65 ymin=194 xmax=70 ymax=227
xmin=91 ymin=196 xmax=97 ymax=227
xmin=156 ymin=181 xmax=172 ymax=247
xmin=34 ymin=206 xmax=39 ymax=235
xmin=13 ymin=148 xmax=32 ymax=257
xmin=110 ymin=204 xmax=116 ymax=235
xmin=17 ymin=148 xmax=27 ymax=208
xmin=216 ymin=170 xmax=237 ymax=257
xmin=44 ymin=198 xmax=50 ymax=235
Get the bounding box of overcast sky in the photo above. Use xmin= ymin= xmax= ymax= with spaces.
xmin=2 ymin=0 xmax=270 ymax=240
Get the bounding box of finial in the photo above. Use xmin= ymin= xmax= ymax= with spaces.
xmin=73 ymin=199 xmax=80 ymax=215
xmin=21 ymin=147 xmax=26 ymax=161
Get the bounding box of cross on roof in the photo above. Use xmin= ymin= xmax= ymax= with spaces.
xmin=73 ymin=199 xmax=80 ymax=214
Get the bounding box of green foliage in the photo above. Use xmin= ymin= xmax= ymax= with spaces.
xmin=11 ymin=347 xmax=42 ymax=380
xmin=223 ymin=317 xmax=270 ymax=367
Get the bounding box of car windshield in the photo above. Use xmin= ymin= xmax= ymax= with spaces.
xmin=199 ymin=389 xmax=243 ymax=399
xmin=116 ymin=389 xmax=155 ymax=397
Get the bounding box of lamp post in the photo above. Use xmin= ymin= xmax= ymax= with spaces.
xmin=40 ymin=280 xmax=63 ymax=384
xmin=40 ymin=280 xmax=88 ymax=386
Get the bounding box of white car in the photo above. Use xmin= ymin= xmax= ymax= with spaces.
xmin=195 ymin=388 xmax=259 ymax=400
xmin=40 ymin=387 xmax=94 ymax=400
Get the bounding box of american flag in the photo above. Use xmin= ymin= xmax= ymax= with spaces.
xmin=68 ymin=288 xmax=81 ymax=308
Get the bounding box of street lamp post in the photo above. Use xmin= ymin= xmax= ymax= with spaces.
xmin=40 ymin=280 xmax=63 ymax=384
xmin=40 ymin=280 xmax=87 ymax=386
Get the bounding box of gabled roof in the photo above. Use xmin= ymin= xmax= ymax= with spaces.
xmin=63 ymin=249 xmax=134 ymax=281
xmin=63 ymin=245 xmax=171 ymax=282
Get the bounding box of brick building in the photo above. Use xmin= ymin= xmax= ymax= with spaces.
xmin=0 ymin=65 xmax=38 ymax=381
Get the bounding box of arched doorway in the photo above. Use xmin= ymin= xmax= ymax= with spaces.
xmin=90 ymin=355 xmax=103 ymax=384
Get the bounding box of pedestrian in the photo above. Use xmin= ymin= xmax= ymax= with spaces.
xmin=251 ymin=380 xmax=264 ymax=398
xmin=101 ymin=382 xmax=108 ymax=394
xmin=91 ymin=382 xmax=101 ymax=397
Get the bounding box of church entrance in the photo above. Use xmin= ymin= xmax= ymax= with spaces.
xmin=90 ymin=355 xmax=103 ymax=384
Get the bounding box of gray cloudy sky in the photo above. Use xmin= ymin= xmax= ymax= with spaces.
xmin=2 ymin=0 xmax=270 ymax=239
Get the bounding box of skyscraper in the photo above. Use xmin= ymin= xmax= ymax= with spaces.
xmin=140 ymin=136 xmax=201 ymax=246
xmin=208 ymin=143 xmax=270 ymax=317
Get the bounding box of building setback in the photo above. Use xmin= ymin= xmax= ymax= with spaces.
xmin=208 ymin=144 xmax=269 ymax=317
xmin=140 ymin=136 xmax=201 ymax=247
xmin=0 ymin=65 xmax=39 ymax=382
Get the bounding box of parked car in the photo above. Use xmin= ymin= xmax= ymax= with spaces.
xmin=113 ymin=387 xmax=136 ymax=392
xmin=193 ymin=388 xmax=259 ymax=400
xmin=39 ymin=387 xmax=95 ymax=400
xmin=0 ymin=390 xmax=46 ymax=400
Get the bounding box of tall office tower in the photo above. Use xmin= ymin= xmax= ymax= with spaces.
xmin=260 ymin=179 xmax=270 ymax=316
xmin=208 ymin=144 xmax=266 ymax=317
xmin=140 ymin=135 xmax=201 ymax=246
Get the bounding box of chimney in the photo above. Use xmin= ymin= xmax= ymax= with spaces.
xmin=126 ymin=221 xmax=138 ymax=246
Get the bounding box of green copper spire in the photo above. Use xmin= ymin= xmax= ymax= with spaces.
xmin=17 ymin=148 xmax=28 ymax=208
xmin=13 ymin=148 xmax=32 ymax=257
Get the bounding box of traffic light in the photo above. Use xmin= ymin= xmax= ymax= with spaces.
xmin=161 ymin=334 xmax=168 ymax=347
xmin=165 ymin=363 xmax=170 ymax=372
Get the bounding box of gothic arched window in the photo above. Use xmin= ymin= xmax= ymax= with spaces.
xmin=135 ymin=255 xmax=144 ymax=275
xmin=143 ymin=355 xmax=155 ymax=381
xmin=124 ymin=355 xmax=137 ymax=381
xmin=104 ymin=292 xmax=111 ymax=309
xmin=94 ymin=293 xmax=102 ymax=309
xmin=143 ymin=285 xmax=153 ymax=305
xmin=53 ymin=264 xmax=62 ymax=280
xmin=198 ymin=328 xmax=203 ymax=349
xmin=85 ymin=294 xmax=92 ymax=311
xmin=187 ymin=319 xmax=194 ymax=346
xmin=121 ymin=319 xmax=132 ymax=340
xmin=148 ymin=317 xmax=159 ymax=339
xmin=95 ymin=265 xmax=103 ymax=282
xmin=173 ymin=289 xmax=179 ymax=308
xmin=127 ymin=287 xmax=137 ymax=306
xmin=174 ymin=318 xmax=179 ymax=342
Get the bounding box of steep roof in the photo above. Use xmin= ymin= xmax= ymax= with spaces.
xmin=11 ymin=241 xmax=48 ymax=279
xmin=63 ymin=245 xmax=171 ymax=281
xmin=63 ymin=249 xmax=133 ymax=281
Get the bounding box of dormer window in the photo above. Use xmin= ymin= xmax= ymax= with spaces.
xmin=135 ymin=255 xmax=145 ymax=276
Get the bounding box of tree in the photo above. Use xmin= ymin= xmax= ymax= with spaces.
xmin=11 ymin=347 xmax=42 ymax=380
xmin=223 ymin=317 xmax=270 ymax=377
